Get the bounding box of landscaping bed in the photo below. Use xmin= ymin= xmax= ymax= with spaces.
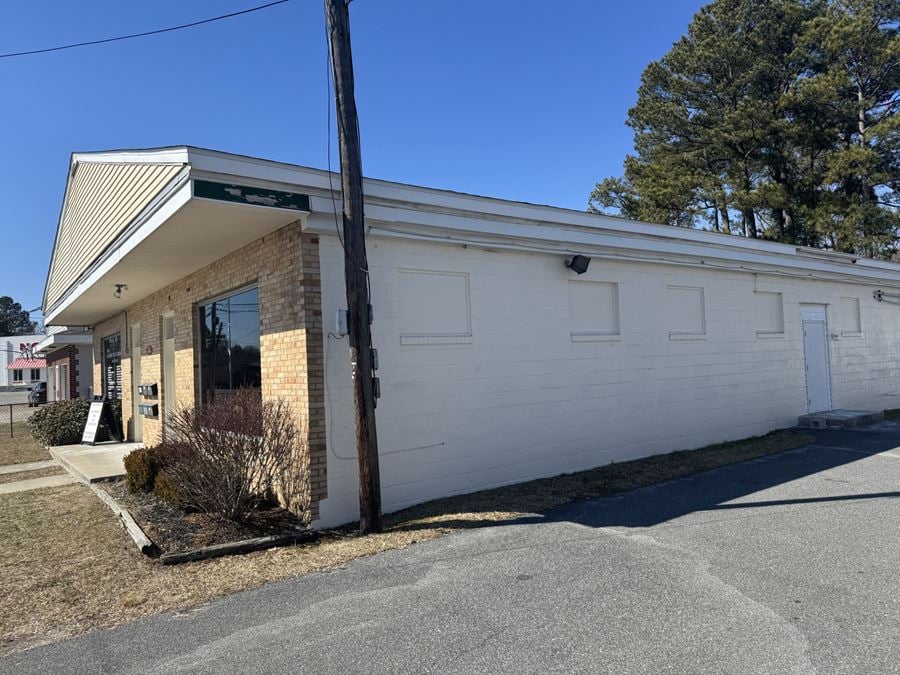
xmin=104 ymin=480 xmax=309 ymax=555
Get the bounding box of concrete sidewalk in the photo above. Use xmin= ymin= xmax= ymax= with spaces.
xmin=50 ymin=442 xmax=141 ymax=484
xmin=0 ymin=473 xmax=76 ymax=494
xmin=0 ymin=459 xmax=56 ymax=475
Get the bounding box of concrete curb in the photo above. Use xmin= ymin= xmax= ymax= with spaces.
xmin=160 ymin=531 xmax=318 ymax=566
xmin=90 ymin=485 xmax=159 ymax=557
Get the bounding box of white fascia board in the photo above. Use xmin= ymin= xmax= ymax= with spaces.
xmin=34 ymin=332 xmax=93 ymax=353
xmin=189 ymin=149 xmax=804 ymax=252
xmin=72 ymin=147 xmax=190 ymax=165
xmin=181 ymin=146 xmax=900 ymax=279
xmin=44 ymin=181 xmax=193 ymax=325
xmin=67 ymin=145 xmax=897 ymax=278
xmin=187 ymin=147 xmax=900 ymax=275
xmin=305 ymin=202 xmax=900 ymax=287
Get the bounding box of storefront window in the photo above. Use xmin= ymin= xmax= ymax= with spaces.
xmin=198 ymin=286 xmax=261 ymax=402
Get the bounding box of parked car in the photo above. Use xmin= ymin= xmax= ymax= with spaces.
xmin=28 ymin=382 xmax=47 ymax=407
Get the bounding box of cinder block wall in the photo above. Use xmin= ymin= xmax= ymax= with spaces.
xmin=91 ymin=221 xmax=327 ymax=521
xmin=315 ymin=233 xmax=900 ymax=527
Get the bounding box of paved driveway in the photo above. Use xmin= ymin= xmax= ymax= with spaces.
xmin=0 ymin=391 xmax=29 ymax=405
xmin=7 ymin=425 xmax=900 ymax=673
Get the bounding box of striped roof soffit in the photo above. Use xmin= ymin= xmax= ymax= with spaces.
xmin=44 ymin=157 xmax=187 ymax=310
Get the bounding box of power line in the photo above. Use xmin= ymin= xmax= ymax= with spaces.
xmin=0 ymin=0 xmax=291 ymax=60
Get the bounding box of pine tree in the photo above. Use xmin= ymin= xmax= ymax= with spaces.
xmin=591 ymin=0 xmax=899 ymax=257
xmin=0 ymin=296 xmax=36 ymax=336
xmin=797 ymin=0 xmax=900 ymax=256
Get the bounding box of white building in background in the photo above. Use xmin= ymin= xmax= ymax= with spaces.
xmin=0 ymin=334 xmax=46 ymax=391
xmin=34 ymin=326 xmax=94 ymax=401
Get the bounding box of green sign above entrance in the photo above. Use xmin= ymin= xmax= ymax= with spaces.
xmin=193 ymin=180 xmax=311 ymax=211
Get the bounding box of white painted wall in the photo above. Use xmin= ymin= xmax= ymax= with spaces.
xmin=314 ymin=234 xmax=900 ymax=527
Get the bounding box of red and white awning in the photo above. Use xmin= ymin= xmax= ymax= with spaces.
xmin=7 ymin=358 xmax=46 ymax=370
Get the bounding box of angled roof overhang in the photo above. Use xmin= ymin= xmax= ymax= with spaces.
xmin=43 ymin=148 xmax=312 ymax=326
xmin=44 ymin=146 xmax=900 ymax=330
xmin=34 ymin=327 xmax=93 ymax=355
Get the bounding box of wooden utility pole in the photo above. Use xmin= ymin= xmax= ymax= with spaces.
xmin=325 ymin=0 xmax=383 ymax=535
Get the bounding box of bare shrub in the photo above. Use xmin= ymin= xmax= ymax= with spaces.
xmin=159 ymin=389 xmax=305 ymax=523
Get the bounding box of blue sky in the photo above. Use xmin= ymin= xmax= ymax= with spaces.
xmin=0 ymin=0 xmax=703 ymax=315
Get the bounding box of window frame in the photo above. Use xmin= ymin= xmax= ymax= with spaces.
xmin=839 ymin=296 xmax=863 ymax=338
xmin=568 ymin=279 xmax=621 ymax=342
xmin=666 ymin=285 xmax=707 ymax=341
xmin=753 ymin=290 xmax=785 ymax=339
xmin=397 ymin=270 xmax=473 ymax=345
xmin=196 ymin=283 xmax=262 ymax=404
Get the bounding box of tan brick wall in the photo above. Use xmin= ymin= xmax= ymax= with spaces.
xmin=90 ymin=221 xmax=327 ymax=521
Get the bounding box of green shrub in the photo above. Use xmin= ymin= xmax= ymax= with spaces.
xmin=153 ymin=470 xmax=182 ymax=507
xmin=123 ymin=446 xmax=160 ymax=492
xmin=27 ymin=398 xmax=124 ymax=447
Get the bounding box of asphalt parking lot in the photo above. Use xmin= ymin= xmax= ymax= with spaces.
xmin=7 ymin=423 xmax=900 ymax=673
xmin=0 ymin=391 xmax=29 ymax=405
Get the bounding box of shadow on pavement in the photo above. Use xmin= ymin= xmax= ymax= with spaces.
xmin=542 ymin=425 xmax=900 ymax=529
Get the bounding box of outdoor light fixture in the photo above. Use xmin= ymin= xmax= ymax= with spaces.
xmin=565 ymin=255 xmax=591 ymax=275
xmin=113 ymin=283 xmax=128 ymax=299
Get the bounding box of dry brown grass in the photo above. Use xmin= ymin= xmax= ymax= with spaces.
xmin=0 ymin=426 xmax=50 ymax=466
xmin=0 ymin=484 xmax=441 ymax=656
xmin=0 ymin=429 xmax=813 ymax=656
xmin=0 ymin=466 xmax=63 ymax=485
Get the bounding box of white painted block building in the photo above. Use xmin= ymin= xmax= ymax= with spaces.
xmin=41 ymin=148 xmax=900 ymax=528
xmin=309 ymin=193 xmax=900 ymax=526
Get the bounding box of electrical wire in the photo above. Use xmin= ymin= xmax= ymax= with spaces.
xmin=0 ymin=0 xmax=291 ymax=60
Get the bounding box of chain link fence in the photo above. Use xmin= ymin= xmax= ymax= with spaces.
xmin=3 ymin=403 xmax=34 ymax=439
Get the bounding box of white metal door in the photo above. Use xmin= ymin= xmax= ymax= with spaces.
xmin=801 ymin=307 xmax=832 ymax=413
xmin=162 ymin=315 xmax=176 ymax=436
xmin=131 ymin=324 xmax=143 ymax=443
